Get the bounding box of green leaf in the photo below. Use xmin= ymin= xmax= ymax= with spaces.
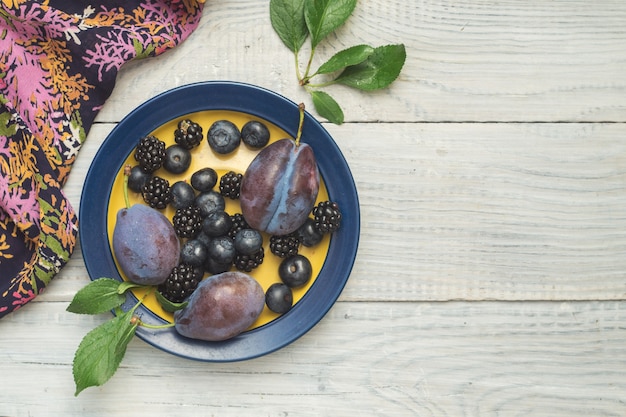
xmin=155 ymin=291 xmax=188 ymax=313
xmin=316 ymin=44 xmax=374 ymax=75
xmin=310 ymin=90 xmax=344 ymax=124
xmin=117 ymin=281 xmax=144 ymax=295
xmin=270 ymin=0 xmax=308 ymax=52
xmin=335 ymin=44 xmax=406 ymax=91
xmin=72 ymin=308 xmax=139 ymax=396
xmin=67 ymin=278 xmax=127 ymax=315
xmin=305 ymin=0 xmax=356 ymax=48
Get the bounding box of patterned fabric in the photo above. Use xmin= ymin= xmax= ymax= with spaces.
xmin=0 ymin=0 xmax=205 ymax=318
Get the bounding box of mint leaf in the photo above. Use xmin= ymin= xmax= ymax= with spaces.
xmin=73 ymin=308 xmax=139 ymax=396
xmin=316 ymin=44 xmax=374 ymax=75
xmin=270 ymin=0 xmax=308 ymax=52
xmin=117 ymin=281 xmax=144 ymax=294
xmin=310 ymin=90 xmax=344 ymax=124
xmin=335 ymin=44 xmax=406 ymax=90
xmin=67 ymin=278 xmax=127 ymax=315
xmin=305 ymin=0 xmax=356 ymax=48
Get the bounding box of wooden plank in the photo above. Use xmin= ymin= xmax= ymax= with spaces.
xmin=95 ymin=0 xmax=626 ymax=123
xmin=52 ymin=121 xmax=626 ymax=303
xmin=1 ymin=301 xmax=624 ymax=416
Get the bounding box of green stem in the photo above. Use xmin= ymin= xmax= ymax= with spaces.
xmin=295 ymin=103 xmax=305 ymax=147
xmin=294 ymin=51 xmax=303 ymax=82
xmin=138 ymin=320 xmax=176 ymax=330
xmin=306 ymin=79 xmax=338 ymax=89
xmin=123 ymin=165 xmax=131 ymax=209
xmin=302 ymin=46 xmax=316 ymax=82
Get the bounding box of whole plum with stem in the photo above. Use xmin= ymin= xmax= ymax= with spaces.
xmin=240 ymin=104 xmax=319 ymax=235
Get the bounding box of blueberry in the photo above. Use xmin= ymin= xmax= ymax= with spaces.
xmin=169 ymin=181 xmax=196 ymax=209
xmin=195 ymin=231 xmax=213 ymax=248
xmin=204 ymin=257 xmax=232 ymax=274
xmin=278 ymin=254 xmax=312 ymax=288
xmin=234 ymin=228 xmax=263 ymax=255
xmin=265 ymin=283 xmax=293 ymax=314
xmin=202 ymin=210 xmax=232 ymax=237
xmin=128 ymin=165 xmax=151 ymax=193
xmin=207 ymin=235 xmax=236 ymax=265
xmin=241 ymin=120 xmax=270 ymax=148
xmin=180 ymin=239 xmax=208 ymax=267
xmin=195 ymin=190 xmax=225 ymax=217
xmin=190 ymin=167 xmax=218 ymax=192
xmin=297 ymin=217 xmax=324 ymax=247
xmin=163 ymin=144 xmax=191 ymax=174
xmin=192 ymin=265 xmax=205 ymax=280
xmin=207 ymin=120 xmax=241 ymax=154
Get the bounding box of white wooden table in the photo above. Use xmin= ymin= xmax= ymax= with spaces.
xmin=2 ymin=1 xmax=626 ymax=415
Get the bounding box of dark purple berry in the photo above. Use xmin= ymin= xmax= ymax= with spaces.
xmin=313 ymin=201 xmax=342 ymax=234
xmin=241 ymin=120 xmax=270 ymax=148
xmin=128 ymin=165 xmax=151 ymax=193
xmin=134 ymin=135 xmax=166 ymax=173
xmin=195 ymin=190 xmax=225 ymax=218
xmin=142 ymin=176 xmax=171 ymax=209
xmin=163 ymin=144 xmax=191 ymax=174
xmin=234 ymin=247 xmax=264 ymax=272
xmin=265 ymin=283 xmax=293 ymax=314
xmin=279 ymin=254 xmax=312 ymax=288
xmin=190 ymin=167 xmax=218 ymax=192
xmin=207 ymin=120 xmax=240 ymax=154
xmin=202 ymin=210 xmax=232 ymax=237
xmin=169 ymin=181 xmax=196 ymax=210
xmin=219 ymin=171 xmax=243 ymax=199
xmin=174 ymin=119 xmax=203 ymax=150
xmin=234 ymin=229 xmax=263 ymax=255
xmin=207 ymin=235 xmax=236 ymax=265
xmin=180 ymin=239 xmax=208 ymax=267
xmin=297 ymin=217 xmax=324 ymax=247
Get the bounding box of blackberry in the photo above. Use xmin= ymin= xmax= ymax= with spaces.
xmin=269 ymin=232 xmax=300 ymax=258
xmin=158 ymin=263 xmax=203 ymax=303
xmin=134 ymin=135 xmax=166 ymax=173
xmin=219 ymin=171 xmax=243 ymax=199
xmin=142 ymin=175 xmax=171 ymax=209
xmin=228 ymin=213 xmax=250 ymax=238
xmin=234 ymin=247 xmax=264 ymax=272
xmin=313 ymin=201 xmax=342 ymax=234
xmin=172 ymin=205 xmax=203 ymax=238
xmin=174 ymin=119 xmax=203 ymax=150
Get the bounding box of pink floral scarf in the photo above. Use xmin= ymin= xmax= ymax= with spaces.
xmin=0 ymin=0 xmax=204 ymax=318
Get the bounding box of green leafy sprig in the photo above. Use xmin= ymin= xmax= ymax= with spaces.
xmin=270 ymin=0 xmax=406 ymax=124
xmin=68 ymin=278 xmax=181 ymax=396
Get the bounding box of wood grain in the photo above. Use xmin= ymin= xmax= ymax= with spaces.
xmin=4 ymin=1 xmax=626 ymax=415
xmin=1 ymin=301 xmax=624 ymax=416
xmin=96 ymin=0 xmax=626 ymax=123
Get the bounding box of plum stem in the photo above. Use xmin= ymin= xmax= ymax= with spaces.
xmin=137 ymin=319 xmax=176 ymax=330
xmin=123 ymin=165 xmax=131 ymax=209
xmin=295 ymin=103 xmax=305 ymax=147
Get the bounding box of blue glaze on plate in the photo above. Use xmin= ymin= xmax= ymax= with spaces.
xmin=79 ymin=81 xmax=360 ymax=362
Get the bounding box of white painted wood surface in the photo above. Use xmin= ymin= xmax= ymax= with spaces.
xmin=2 ymin=1 xmax=626 ymax=416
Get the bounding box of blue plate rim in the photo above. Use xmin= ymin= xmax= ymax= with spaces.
xmin=79 ymin=81 xmax=360 ymax=362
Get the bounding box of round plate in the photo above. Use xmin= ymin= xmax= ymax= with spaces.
xmin=79 ymin=81 xmax=360 ymax=362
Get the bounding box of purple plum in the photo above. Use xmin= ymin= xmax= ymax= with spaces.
xmin=174 ymin=271 xmax=265 ymax=341
xmin=112 ymin=204 xmax=180 ymax=286
xmin=240 ymin=138 xmax=319 ymax=235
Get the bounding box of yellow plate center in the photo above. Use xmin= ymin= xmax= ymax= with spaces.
xmin=107 ymin=110 xmax=330 ymax=329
